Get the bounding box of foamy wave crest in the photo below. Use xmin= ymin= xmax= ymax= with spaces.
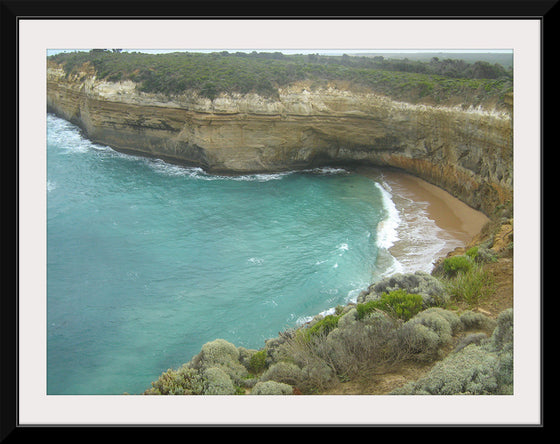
xmin=178 ymin=168 xmax=295 ymax=182
xmin=232 ymin=172 xmax=293 ymax=182
xmin=395 ymin=207 xmax=462 ymax=274
xmin=218 ymin=167 xmax=347 ymax=181
xmin=337 ymin=243 xmax=349 ymax=255
xmin=380 ymin=253 xmax=405 ymax=277
xmin=146 ymin=159 xmax=202 ymax=177
xmin=129 ymin=162 xmax=348 ymax=181
xmin=48 ymin=114 xmax=114 ymax=154
xmin=247 ymin=257 xmax=264 ymax=265
xmin=47 ymin=180 xmax=56 ymax=192
xmin=303 ymin=167 xmax=349 ymax=175
xmin=375 ymin=181 xmax=401 ymax=250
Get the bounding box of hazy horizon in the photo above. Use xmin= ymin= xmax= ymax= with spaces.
xmin=48 ymin=48 xmax=513 ymax=56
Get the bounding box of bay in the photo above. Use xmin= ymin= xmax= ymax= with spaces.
xmin=47 ymin=114 xmax=397 ymax=395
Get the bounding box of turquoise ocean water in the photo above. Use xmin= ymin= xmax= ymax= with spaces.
xmin=46 ymin=114 xmax=460 ymax=395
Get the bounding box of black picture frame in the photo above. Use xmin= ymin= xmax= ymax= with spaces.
xmin=3 ymin=0 xmax=552 ymax=435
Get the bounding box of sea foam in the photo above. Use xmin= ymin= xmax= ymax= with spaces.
xmin=374 ymin=181 xmax=402 ymax=250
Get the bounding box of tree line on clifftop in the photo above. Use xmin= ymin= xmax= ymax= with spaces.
xmin=49 ymin=49 xmax=513 ymax=106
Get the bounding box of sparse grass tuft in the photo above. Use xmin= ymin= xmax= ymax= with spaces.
xmin=445 ymin=263 xmax=497 ymax=308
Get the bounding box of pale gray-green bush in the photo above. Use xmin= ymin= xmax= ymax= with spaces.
xmin=488 ymin=308 xmax=513 ymax=352
xmin=237 ymin=346 xmax=259 ymax=371
xmin=263 ymin=331 xmax=295 ymax=366
xmin=144 ymin=364 xmax=205 ymax=395
xmin=263 ymin=307 xmax=470 ymax=392
xmin=453 ymin=332 xmax=488 ymax=353
xmin=391 ymin=308 xmax=513 ymax=395
xmin=188 ymin=338 xmax=248 ymax=385
xmin=398 ymin=322 xmax=442 ymax=361
xmin=460 ymin=310 xmax=497 ymax=332
xmin=190 ymin=338 xmax=239 ymax=367
xmin=259 ymin=361 xmax=303 ymax=386
xmin=391 ymin=342 xmax=511 ymax=395
xmin=398 ymin=308 xmax=462 ymax=361
xmin=336 ymin=307 xmax=359 ymax=329
xmin=272 ymin=331 xmax=338 ymax=393
xmin=203 ymin=367 xmax=237 ymax=395
xmin=471 ymin=246 xmax=498 ymax=264
xmin=323 ymin=312 xmax=405 ymax=378
xmin=489 ymin=309 xmax=513 ymax=391
xmin=300 ymin=360 xmax=337 ymax=393
xmin=391 ymin=344 xmax=498 ymax=394
xmin=274 ymin=310 xmax=420 ymax=390
xmin=406 ymin=308 xmax=461 ymax=345
xmin=251 ymin=381 xmax=293 ymax=395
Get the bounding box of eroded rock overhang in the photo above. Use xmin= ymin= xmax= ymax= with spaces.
xmin=47 ymin=68 xmax=513 ymax=217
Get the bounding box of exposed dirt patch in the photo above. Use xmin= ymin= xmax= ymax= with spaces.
xmin=321 ymin=361 xmax=437 ymax=395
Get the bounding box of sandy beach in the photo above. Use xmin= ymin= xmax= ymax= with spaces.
xmin=355 ymin=167 xmax=490 ymax=273
xmin=382 ymin=169 xmax=489 ymax=241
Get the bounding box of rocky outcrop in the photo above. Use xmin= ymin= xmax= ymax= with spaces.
xmin=47 ymin=63 xmax=513 ymax=216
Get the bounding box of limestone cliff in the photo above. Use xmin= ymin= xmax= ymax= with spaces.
xmin=47 ymin=63 xmax=513 ymax=217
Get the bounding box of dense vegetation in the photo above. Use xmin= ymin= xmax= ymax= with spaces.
xmin=48 ymin=49 xmax=513 ymax=104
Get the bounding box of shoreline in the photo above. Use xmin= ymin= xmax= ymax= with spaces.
xmin=381 ymin=168 xmax=489 ymax=240
xmin=355 ymin=166 xmax=490 ymax=274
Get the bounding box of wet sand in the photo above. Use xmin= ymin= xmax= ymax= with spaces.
xmin=356 ymin=167 xmax=490 ymax=268
xmin=382 ymin=169 xmax=489 ymax=241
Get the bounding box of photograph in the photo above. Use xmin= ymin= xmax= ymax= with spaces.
xmin=10 ymin=10 xmax=545 ymax=428
xmin=45 ymin=47 xmax=515 ymax=398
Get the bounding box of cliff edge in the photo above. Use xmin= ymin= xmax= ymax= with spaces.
xmin=47 ymin=56 xmax=512 ymax=217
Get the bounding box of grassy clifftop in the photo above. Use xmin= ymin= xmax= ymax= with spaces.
xmin=48 ymin=50 xmax=513 ymax=110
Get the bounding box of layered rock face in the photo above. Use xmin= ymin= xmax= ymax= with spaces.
xmin=47 ymin=65 xmax=513 ymax=216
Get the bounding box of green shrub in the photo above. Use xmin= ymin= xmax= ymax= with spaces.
xmin=362 ymin=271 xmax=448 ymax=308
xmin=304 ymin=314 xmax=340 ymax=339
xmin=357 ymin=289 xmax=423 ymax=321
xmin=248 ymin=349 xmax=267 ymax=374
xmin=442 ymin=255 xmax=473 ymax=277
xmin=49 ymin=50 xmax=512 ymax=106
xmin=446 ymin=263 xmax=496 ymax=307
xmin=466 ymin=246 xmax=497 ymax=264
xmin=466 ymin=246 xmax=478 ymax=260
xmin=355 ymin=300 xmax=377 ymax=320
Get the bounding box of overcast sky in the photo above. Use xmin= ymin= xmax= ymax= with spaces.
xmin=47 ymin=48 xmax=513 ymax=56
